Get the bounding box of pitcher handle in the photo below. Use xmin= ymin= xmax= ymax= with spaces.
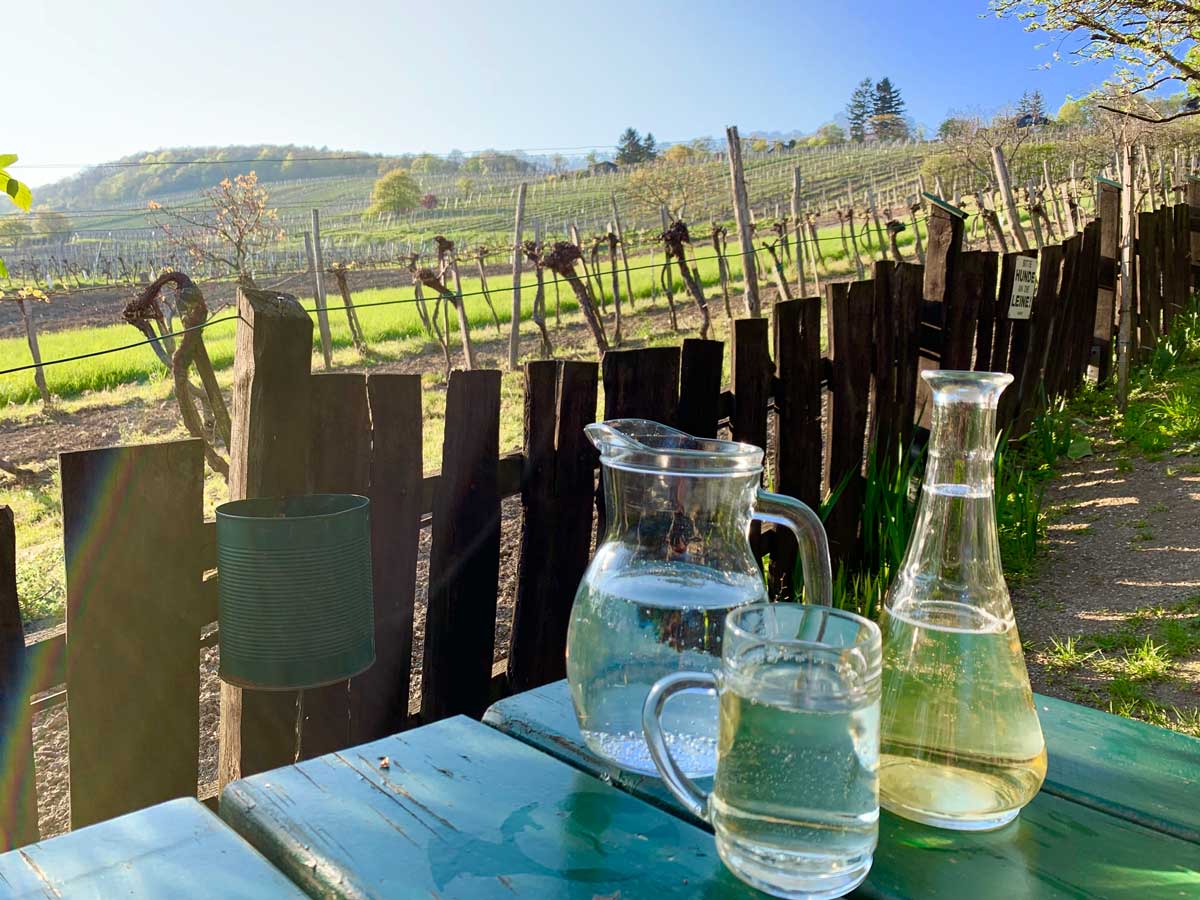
xmin=753 ymin=488 xmax=833 ymax=606
xmin=642 ymin=671 xmax=717 ymax=822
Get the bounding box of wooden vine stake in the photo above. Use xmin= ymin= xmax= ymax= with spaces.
xmin=725 ymin=125 xmax=761 ymax=316
xmin=308 ymin=211 xmax=334 ymax=369
xmin=610 ymin=193 xmax=635 ymax=308
xmin=991 ymin=146 xmax=1030 ymax=251
xmin=790 ymin=167 xmax=808 ymax=297
xmin=4 ymin=289 xmax=51 ymax=405
xmin=327 ymin=263 xmax=368 ymax=355
xmin=711 ymin=223 xmax=734 ymax=317
xmin=508 ymin=182 xmax=527 ymax=370
xmin=607 ymin=227 xmax=623 ymax=345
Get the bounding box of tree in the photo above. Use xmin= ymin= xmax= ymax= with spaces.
xmin=0 ymin=216 xmax=30 ymax=246
xmin=456 ymin=176 xmax=475 ymax=196
xmin=419 ymin=193 xmax=438 ymax=210
xmin=148 ymin=171 xmax=283 ymax=281
xmin=847 ymin=78 xmax=874 ymax=142
xmin=1056 ymin=96 xmax=1092 ymax=127
xmin=368 ymin=168 xmax=421 ymax=215
xmin=937 ymin=117 xmax=971 ymax=140
xmin=663 ymin=144 xmax=697 ymax=164
xmin=625 ymin=160 xmax=705 ymax=219
xmin=31 ymin=210 xmax=71 ymax=240
xmin=1018 ymin=90 xmax=1048 ymax=120
xmin=616 ymin=128 xmax=645 ymax=164
xmin=992 ymin=1 xmax=1200 ymax=122
xmin=751 ymin=137 xmax=770 ymax=153
xmin=806 ymin=123 xmax=847 ymax=146
xmin=641 ymin=132 xmax=658 ymax=160
xmin=872 ymin=78 xmax=909 ymax=140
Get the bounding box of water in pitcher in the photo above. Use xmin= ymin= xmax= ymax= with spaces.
xmin=713 ymin=661 xmax=879 ymax=894
xmin=566 ymin=560 xmax=766 ymax=776
xmin=879 ymin=597 xmax=1047 ymax=830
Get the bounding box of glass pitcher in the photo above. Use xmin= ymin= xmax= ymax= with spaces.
xmin=566 ymin=419 xmax=833 ymax=778
xmin=879 ymin=371 xmax=1046 ymax=831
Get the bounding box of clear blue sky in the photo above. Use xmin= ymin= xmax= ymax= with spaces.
xmin=13 ymin=0 xmax=1117 ymax=186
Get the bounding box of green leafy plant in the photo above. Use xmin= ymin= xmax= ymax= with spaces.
xmin=0 ymin=153 xmax=33 ymax=278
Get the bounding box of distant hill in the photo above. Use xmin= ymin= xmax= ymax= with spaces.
xmin=33 ymin=145 xmax=542 ymax=210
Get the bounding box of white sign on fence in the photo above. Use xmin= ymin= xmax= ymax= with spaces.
xmin=1008 ymin=255 xmax=1038 ymax=320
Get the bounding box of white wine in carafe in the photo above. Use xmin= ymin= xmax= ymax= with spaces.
xmin=878 ymin=371 xmax=1045 ymax=831
xmin=879 ymin=601 xmax=1046 ymax=830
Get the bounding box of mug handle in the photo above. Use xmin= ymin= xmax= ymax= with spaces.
xmin=753 ymin=488 xmax=833 ymax=606
xmin=642 ymin=671 xmax=718 ymax=821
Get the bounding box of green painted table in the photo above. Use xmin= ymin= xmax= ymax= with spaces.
xmin=221 ymin=715 xmax=766 ymax=897
xmin=0 ymin=797 xmax=307 ymax=898
xmin=484 ymin=681 xmax=1200 ymax=899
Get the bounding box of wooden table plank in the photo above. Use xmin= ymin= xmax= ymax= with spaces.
xmin=222 ymin=716 xmax=764 ymax=898
xmin=1034 ymin=693 xmax=1200 ymax=842
xmin=485 ymin=681 xmax=1200 ymax=899
xmin=0 ymin=798 xmax=305 ymax=898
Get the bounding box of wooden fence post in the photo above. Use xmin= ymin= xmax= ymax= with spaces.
xmin=309 ymin=212 xmax=333 ymax=369
xmin=508 ymin=183 xmax=527 ymax=371
xmin=62 ymin=439 xmax=204 ymax=829
xmin=421 ymin=370 xmax=502 ymax=722
xmin=1096 ymin=177 xmax=1121 ymax=384
xmin=726 ymin=126 xmax=761 ymax=316
xmin=0 ymin=506 xmax=38 ymax=850
xmin=219 ymin=287 xmax=314 ymax=789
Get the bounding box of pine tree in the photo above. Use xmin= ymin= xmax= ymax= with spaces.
xmin=1018 ymin=90 xmax=1047 ymax=123
xmin=641 ymin=132 xmax=658 ymax=160
xmin=871 ymin=77 xmax=908 ymax=141
xmin=616 ymin=128 xmax=644 ymax=165
xmin=846 ymin=78 xmax=874 ymax=143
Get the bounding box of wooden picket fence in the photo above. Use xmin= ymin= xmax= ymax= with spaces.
xmin=1 ymin=186 xmax=1197 ymax=851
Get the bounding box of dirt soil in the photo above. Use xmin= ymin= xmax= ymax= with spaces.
xmin=1014 ymin=449 xmax=1200 ymax=713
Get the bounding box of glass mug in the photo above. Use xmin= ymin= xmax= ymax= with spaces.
xmin=643 ymin=603 xmax=882 ymax=900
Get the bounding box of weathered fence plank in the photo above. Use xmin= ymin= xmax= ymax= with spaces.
xmin=62 ymin=439 xmax=203 ymax=829
xmin=422 ymin=370 xmax=502 ymax=722
xmin=677 ymin=339 xmax=725 ymax=439
xmin=352 ymin=374 xmax=423 ymax=741
xmin=893 ymin=262 xmax=924 ymax=450
xmin=508 ymin=361 xmax=561 ymax=693
xmin=826 ymin=282 xmax=873 ymax=568
xmin=602 ymin=347 xmax=680 ymax=423
xmin=1095 ymin=180 xmax=1120 ymax=383
xmin=299 ymin=373 xmax=370 ymax=760
xmin=1138 ymin=210 xmax=1162 ymax=351
xmin=731 ymin=318 xmax=771 ymax=452
xmin=1014 ymin=244 xmax=1064 ymax=431
xmin=972 ymin=252 xmax=1000 ymax=372
xmin=0 ymin=506 xmax=38 ymax=850
xmin=770 ymin=297 xmax=822 ymax=600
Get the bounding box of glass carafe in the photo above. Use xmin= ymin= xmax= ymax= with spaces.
xmin=566 ymin=419 xmax=832 ymax=778
xmin=879 ymin=371 xmax=1046 ymax=831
